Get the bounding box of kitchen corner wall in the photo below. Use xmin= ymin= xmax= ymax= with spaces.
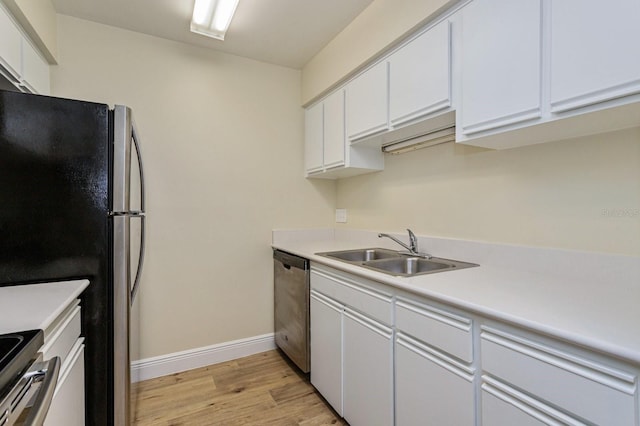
xmin=51 ymin=15 xmax=336 ymax=359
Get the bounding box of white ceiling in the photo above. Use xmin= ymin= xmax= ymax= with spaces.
xmin=50 ymin=0 xmax=373 ymax=69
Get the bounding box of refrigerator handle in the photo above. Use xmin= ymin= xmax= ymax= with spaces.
xmin=131 ymin=215 xmax=145 ymax=302
xmin=130 ymin=121 xmax=146 ymax=302
xmin=131 ymin=124 xmax=146 ymax=212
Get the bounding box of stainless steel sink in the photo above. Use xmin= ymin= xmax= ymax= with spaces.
xmin=318 ymin=248 xmax=401 ymax=262
xmin=316 ymin=248 xmax=478 ymax=277
xmin=363 ymin=257 xmax=452 ymax=275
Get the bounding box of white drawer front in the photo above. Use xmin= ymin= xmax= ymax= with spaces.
xmin=311 ymin=269 xmax=392 ymax=325
xmin=396 ymin=297 xmax=473 ymax=363
xmin=481 ymin=376 xmax=585 ymax=426
xmin=481 ymin=327 xmax=637 ymax=425
xmin=42 ymin=305 xmax=81 ymax=367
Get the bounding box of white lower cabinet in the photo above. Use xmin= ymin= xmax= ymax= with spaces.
xmin=309 ymin=264 xmax=640 ymax=425
xmin=394 ymin=295 xmax=475 ymax=426
xmin=480 ymin=325 xmax=639 ymax=426
xmin=481 ymin=377 xmax=578 ymax=426
xmin=310 ymin=266 xmax=393 ymax=425
xmin=343 ymin=308 xmax=393 ymax=426
xmin=310 ymin=290 xmax=343 ymax=416
xmin=395 ymin=333 xmax=474 ymax=426
xmin=45 ymin=342 xmax=85 ymax=426
xmin=41 ymin=299 xmax=86 ymax=426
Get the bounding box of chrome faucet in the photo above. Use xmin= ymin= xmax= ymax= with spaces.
xmin=378 ymin=229 xmax=432 ymax=258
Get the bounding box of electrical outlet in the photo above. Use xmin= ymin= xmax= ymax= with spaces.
xmin=335 ymin=209 xmax=347 ymax=223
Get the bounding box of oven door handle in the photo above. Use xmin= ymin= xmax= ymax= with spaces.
xmin=23 ymin=356 xmax=61 ymax=426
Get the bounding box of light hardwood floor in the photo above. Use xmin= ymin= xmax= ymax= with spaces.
xmin=133 ymin=350 xmax=347 ymax=425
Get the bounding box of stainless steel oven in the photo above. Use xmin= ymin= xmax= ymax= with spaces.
xmin=0 ymin=331 xmax=60 ymax=426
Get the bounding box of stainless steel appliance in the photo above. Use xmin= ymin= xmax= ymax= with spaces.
xmin=273 ymin=250 xmax=310 ymax=373
xmin=0 ymin=90 xmax=146 ymax=426
xmin=0 ymin=330 xmax=59 ymax=426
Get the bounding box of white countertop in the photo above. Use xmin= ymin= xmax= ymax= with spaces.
xmin=273 ymin=229 xmax=640 ymax=365
xmin=0 ymin=280 xmax=90 ymax=334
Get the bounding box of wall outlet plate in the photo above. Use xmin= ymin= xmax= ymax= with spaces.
xmin=335 ymin=209 xmax=347 ymax=223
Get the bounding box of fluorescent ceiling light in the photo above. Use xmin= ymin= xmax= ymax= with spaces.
xmin=191 ymin=0 xmax=240 ymax=41
xmin=382 ymin=127 xmax=456 ymax=154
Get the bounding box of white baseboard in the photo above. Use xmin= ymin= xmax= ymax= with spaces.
xmin=131 ymin=333 xmax=276 ymax=382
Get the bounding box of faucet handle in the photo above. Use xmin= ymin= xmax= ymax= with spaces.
xmin=407 ymin=229 xmax=418 ymax=252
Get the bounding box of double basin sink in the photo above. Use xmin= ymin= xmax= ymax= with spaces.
xmin=316 ymin=248 xmax=478 ymax=277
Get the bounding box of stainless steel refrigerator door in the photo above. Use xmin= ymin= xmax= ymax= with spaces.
xmin=112 ymin=105 xmax=146 ymax=426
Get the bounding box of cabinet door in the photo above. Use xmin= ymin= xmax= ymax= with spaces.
xmin=395 ymin=334 xmax=475 ymax=426
xmin=389 ymin=20 xmax=451 ymax=127
xmin=310 ymin=291 xmax=343 ymax=415
xmin=304 ymin=102 xmax=323 ymax=174
xmin=343 ymin=308 xmax=393 ymax=426
xmin=21 ymin=39 xmax=50 ymax=95
xmin=44 ymin=342 xmax=85 ymax=426
xmin=346 ymin=61 xmax=388 ymax=142
xmin=323 ymin=89 xmax=345 ymax=168
xmin=550 ymin=0 xmax=640 ymax=113
xmin=460 ymin=0 xmax=542 ymax=135
xmin=0 ymin=5 xmax=22 ymax=81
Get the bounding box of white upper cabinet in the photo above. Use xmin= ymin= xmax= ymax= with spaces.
xmin=0 ymin=5 xmax=23 ymax=82
xmin=304 ymin=102 xmax=324 ymax=174
xmin=458 ymin=0 xmax=640 ymax=149
xmin=323 ymin=90 xmax=345 ymax=168
xmin=346 ymin=61 xmax=388 ymax=142
xmin=21 ymin=39 xmax=50 ymax=95
xmin=305 ymin=89 xmax=383 ymax=179
xmin=307 ymin=0 xmax=640 ymax=157
xmin=550 ymin=0 xmax=640 ymax=113
xmin=389 ymin=20 xmax=452 ymax=127
xmin=0 ymin=4 xmax=50 ymax=94
xmin=460 ymin=0 xmax=542 ymax=136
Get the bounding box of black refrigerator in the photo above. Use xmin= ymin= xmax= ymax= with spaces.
xmin=0 ymin=89 xmax=146 ymax=426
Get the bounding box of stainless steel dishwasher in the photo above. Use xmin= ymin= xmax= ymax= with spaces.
xmin=273 ymin=249 xmax=310 ymax=373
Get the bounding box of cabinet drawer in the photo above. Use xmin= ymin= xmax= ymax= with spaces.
xmin=396 ymin=297 xmax=473 ymax=363
xmin=42 ymin=305 xmax=81 ymax=368
xmin=481 ymin=326 xmax=638 ymax=425
xmin=311 ymin=268 xmax=392 ymax=325
xmin=481 ymin=376 xmax=584 ymax=426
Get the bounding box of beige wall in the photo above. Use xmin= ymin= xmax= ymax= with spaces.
xmin=301 ymin=0 xmax=453 ymax=104
xmin=52 ymin=15 xmax=336 ymax=359
xmin=336 ymin=129 xmax=640 ymax=256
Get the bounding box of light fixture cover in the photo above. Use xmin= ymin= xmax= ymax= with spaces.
xmin=191 ymin=0 xmax=240 ymax=41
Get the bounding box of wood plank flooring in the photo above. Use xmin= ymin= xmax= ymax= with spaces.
xmin=133 ymin=350 xmax=347 ymax=425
